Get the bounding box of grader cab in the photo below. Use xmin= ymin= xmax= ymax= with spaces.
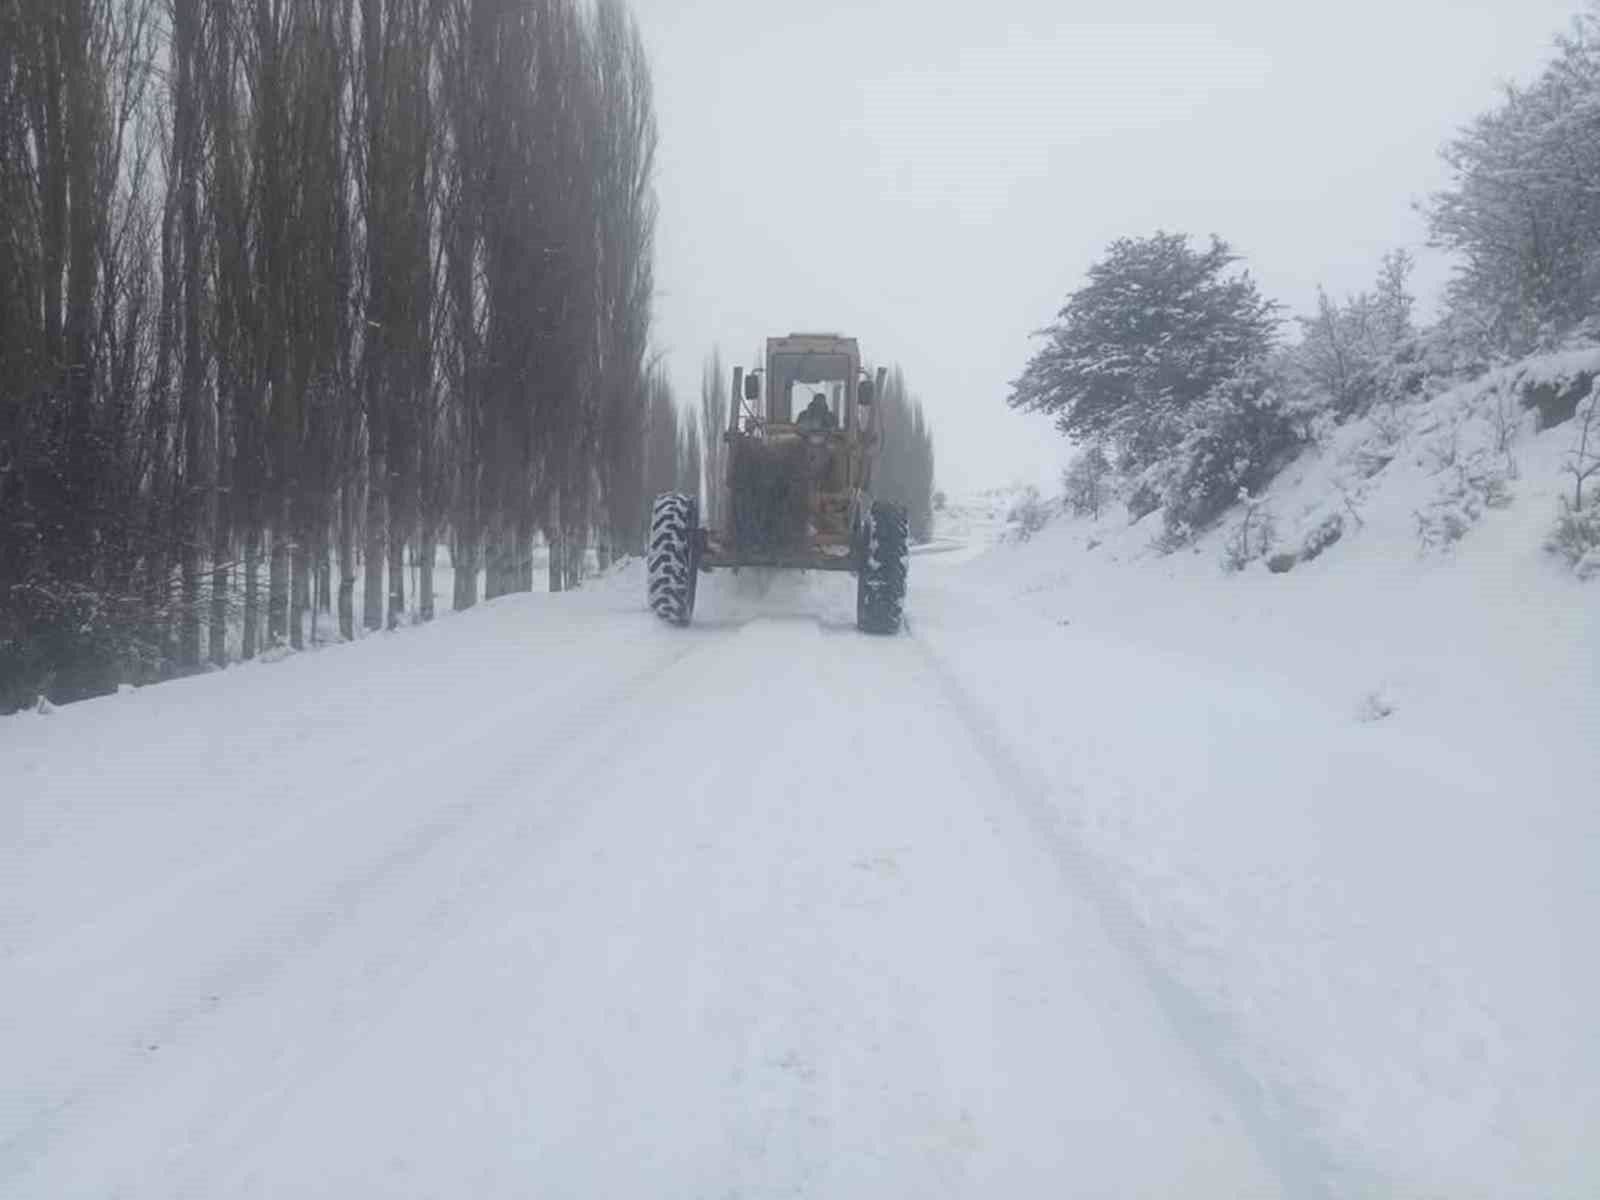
xmin=646 ymin=334 xmax=909 ymax=633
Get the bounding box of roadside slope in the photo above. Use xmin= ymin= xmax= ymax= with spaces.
xmin=920 ymin=361 xmax=1600 ymax=1197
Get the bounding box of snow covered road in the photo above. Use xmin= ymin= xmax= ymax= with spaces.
xmin=2 ymin=571 xmax=1283 ymax=1198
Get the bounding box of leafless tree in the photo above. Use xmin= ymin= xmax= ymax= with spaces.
xmin=698 ymin=351 xmax=728 ymax=530
xmin=1 ymin=0 xmax=663 ymax=710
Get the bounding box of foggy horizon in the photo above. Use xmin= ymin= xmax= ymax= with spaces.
xmin=634 ymin=0 xmax=1584 ymax=491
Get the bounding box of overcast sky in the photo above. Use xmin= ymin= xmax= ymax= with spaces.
xmin=628 ymin=0 xmax=1581 ymax=493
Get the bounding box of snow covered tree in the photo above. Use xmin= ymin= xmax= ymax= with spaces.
xmin=1155 ymin=367 xmax=1301 ymax=540
xmin=1427 ymin=10 xmax=1600 ymax=352
xmin=1063 ymin=444 xmax=1111 ymax=518
xmin=1008 ymin=232 xmax=1280 ymax=469
xmin=1290 ymin=251 xmax=1418 ymax=421
xmin=1375 ymin=249 xmax=1418 ymax=345
xmin=1547 ymin=386 xmax=1600 ymax=574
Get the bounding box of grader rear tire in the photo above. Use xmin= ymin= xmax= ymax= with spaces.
xmin=857 ymin=501 xmax=908 ymax=634
xmin=647 ymin=493 xmax=698 ymax=626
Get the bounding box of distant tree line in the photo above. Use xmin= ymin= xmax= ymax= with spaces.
xmin=1427 ymin=7 xmax=1600 ymax=356
xmin=1010 ymin=4 xmax=1600 ymax=552
xmin=1 ymin=0 xmax=659 ymax=712
xmin=872 ymin=366 xmax=936 ymax=543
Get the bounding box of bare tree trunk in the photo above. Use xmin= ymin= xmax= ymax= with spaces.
xmin=483 ymin=524 xmax=503 ymax=600
xmin=242 ymin=519 xmax=260 ymax=659
xmin=566 ymin=530 xmax=583 ymax=590
xmin=180 ymin=544 xmax=201 ymax=667
xmin=364 ymin=454 xmax=384 ymax=629
xmin=268 ymin=516 xmax=289 ymax=648
xmin=336 ymin=483 xmax=353 ymax=639
xmin=564 ymin=479 xmax=585 ymax=589
xmin=419 ymin=517 xmax=436 ymax=621
xmin=175 ymin=0 xmax=207 ymax=672
xmin=547 ymin=527 xmax=563 ymax=593
xmin=386 ymin=516 xmax=405 ymax=629
xmin=209 ymin=0 xmax=243 ymax=673
xmin=308 ymin=533 xmax=323 ymax=646
xmin=387 ymin=409 xmax=406 ymax=626
xmin=290 ymin=535 xmax=308 ymax=650
xmin=210 ymin=405 xmax=232 ymax=668
xmin=542 ymin=487 xmax=561 ymax=593
xmin=516 ymin=507 xmax=534 ymax=593
xmin=209 ymin=563 xmax=228 ymax=667
xmin=453 ymin=527 xmax=478 ymax=610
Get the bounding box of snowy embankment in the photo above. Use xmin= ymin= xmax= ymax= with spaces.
xmin=917 ymin=352 xmax=1600 ymax=1197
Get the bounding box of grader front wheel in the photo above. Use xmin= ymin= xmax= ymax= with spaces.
xmin=647 ymin=493 xmax=699 ymax=626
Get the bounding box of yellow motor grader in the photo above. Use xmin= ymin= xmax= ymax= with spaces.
xmin=647 ymin=333 xmax=909 ymax=633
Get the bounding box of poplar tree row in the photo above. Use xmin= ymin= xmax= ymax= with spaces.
xmin=873 ymin=367 xmax=936 ymax=543
xmin=1 ymin=0 xmax=659 ymax=711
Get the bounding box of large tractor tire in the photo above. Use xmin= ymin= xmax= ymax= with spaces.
xmin=647 ymin=492 xmax=699 ymax=626
xmin=857 ymin=501 xmax=909 ymax=634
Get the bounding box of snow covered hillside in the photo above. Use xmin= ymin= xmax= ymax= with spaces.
xmin=937 ymin=348 xmax=1600 ymax=1197
xmin=3 ymin=359 xmax=1596 ymax=1197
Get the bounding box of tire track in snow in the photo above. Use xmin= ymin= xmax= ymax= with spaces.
xmin=0 ymin=627 xmax=714 ymax=1190
xmin=683 ymin=611 xmax=1265 ymax=1197
xmin=10 ymin=585 xmax=1304 ymax=1195
xmin=681 ymin=617 xmax=982 ymax=1198
xmin=12 ymin=626 xmax=669 ymax=982
xmin=910 ymin=625 xmax=1335 ymax=1200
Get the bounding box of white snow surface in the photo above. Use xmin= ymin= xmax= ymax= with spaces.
xmin=4 ymin=368 xmax=1597 ymax=1196
xmin=934 ymin=356 xmax=1600 ymax=1198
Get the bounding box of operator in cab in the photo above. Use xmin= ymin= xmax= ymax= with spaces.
xmin=796 ymin=392 xmax=836 ymax=431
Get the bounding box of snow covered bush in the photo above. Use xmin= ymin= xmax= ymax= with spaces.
xmin=1486 ymin=378 xmax=1526 ymax=455
xmin=1005 ymin=486 xmax=1053 ymax=541
xmin=1355 ymin=688 xmax=1397 ymax=723
xmin=0 ymin=572 xmax=167 ymax=714
xmin=1563 ymin=384 xmax=1600 ymax=495
xmin=1546 ymin=497 xmax=1600 ymax=578
xmin=1343 ymin=386 xmax=1426 ymax=481
xmin=1221 ymin=492 xmax=1276 ymax=572
xmin=1415 ymin=458 xmax=1514 ymax=555
xmin=1547 ymin=385 xmax=1600 ymax=577
xmin=1288 ymin=252 xmax=1418 ymax=421
xmin=1299 ymin=513 xmax=1345 ymax=563
xmin=1160 ymin=370 xmax=1302 ymax=542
